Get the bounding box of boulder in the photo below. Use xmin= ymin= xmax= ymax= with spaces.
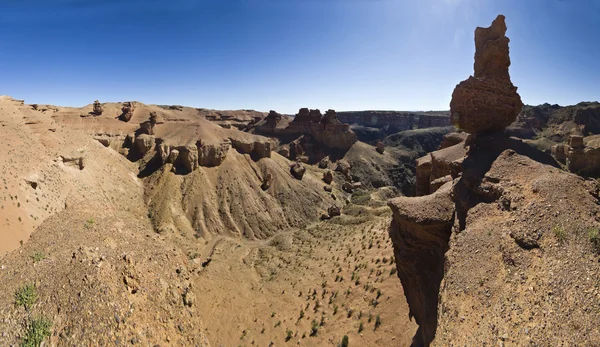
xmin=278 ymin=145 xmax=290 ymax=158
xmin=290 ymin=162 xmax=306 ymax=180
xmin=324 ymin=185 xmax=333 ymax=192
xmin=318 ymin=156 xmax=330 ymax=169
xmin=327 ymin=206 xmax=341 ymax=217
xmin=450 ymin=15 xmax=523 ymax=134
xmin=569 ymin=135 xmax=584 ymax=149
xmin=342 ymin=181 xmax=354 ymax=193
xmin=335 ymin=160 xmax=351 ymax=176
xmin=322 ymin=170 xmax=333 ymax=184
xmin=376 ymin=140 xmax=385 ymax=154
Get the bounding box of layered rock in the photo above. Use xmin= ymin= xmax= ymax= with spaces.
xmin=450 ymin=15 xmax=523 ymax=134
xmin=388 ymin=182 xmax=456 ymax=346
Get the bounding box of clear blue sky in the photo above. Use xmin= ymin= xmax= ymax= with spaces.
xmin=1 ymin=0 xmax=598 ymax=113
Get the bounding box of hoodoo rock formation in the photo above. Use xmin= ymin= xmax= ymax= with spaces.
xmin=120 ymin=102 xmax=135 ymax=122
xmin=92 ymin=100 xmax=103 ymax=115
xmin=450 ymin=14 xmax=523 ymax=134
xmin=389 ymin=15 xmax=535 ymax=346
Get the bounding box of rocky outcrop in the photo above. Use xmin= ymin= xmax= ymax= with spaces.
xmin=439 ymin=132 xmax=468 ymax=149
xmin=415 ymin=142 xmax=467 ymax=196
xmin=263 ymin=110 xmax=282 ymax=130
xmin=134 ymin=134 xmax=155 ymax=157
xmin=230 ymin=138 xmax=272 ymax=159
xmin=450 ymin=15 xmax=523 ymax=134
xmin=507 ymin=102 xmax=600 ymax=141
xmin=92 ymin=100 xmax=103 ymax=115
xmin=120 ymin=102 xmax=135 ymax=122
xmin=156 ymin=141 xmax=231 ymax=170
xmin=415 ymin=155 xmax=433 ymax=196
xmin=388 ymin=182 xmax=456 ymax=346
xmin=566 ymin=135 xmax=600 ymax=177
xmin=140 ymin=112 xmax=158 ymax=135
xmin=255 ymin=108 xmax=357 ymax=151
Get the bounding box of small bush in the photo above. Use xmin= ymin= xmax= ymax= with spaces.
xmin=358 ymin=321 xmax=364 ymax=333
xmin=31 ymin=252 xmax=46 ymax=263
xmin=553 ymin=225 xmax=566 ymax=244
xmin=22 ymin=316 xmax=52 ymax=347
xmin=339 ymin=335 xmax=349 ymax=347
xmin=589 ymin=228 xmax=600 ymax=252
xmin=374 ymin=315 xmax=382 ymax=330
xmin=285 ymin=329 xmax=293 ymax=341
xmin=310 ymin=319 xmax=319 ymax=336
xmin=15 ymin=284 xmax=37 ymax=309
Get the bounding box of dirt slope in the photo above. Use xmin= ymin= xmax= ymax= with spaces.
xmin=435 ymin=148 xmax=600 ymax=346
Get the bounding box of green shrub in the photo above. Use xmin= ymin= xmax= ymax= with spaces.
xmin=22 ymin=316 xmax=52 ymax=347
xmin=374 ymin=314 xmax=381 ymax=330
xmin=553 ymin=225 xmax=566 ymax=244
xmin=310 ymin=319 xmax=319 ymax=336
xmin=15 ymin=284 xmax=37 ymax=309
xmin=31 ymin=252 xmax=46 ymax=263
xmin=339 ymin=335 xmax=349 ymax=347
xmin=589 ymin=228 xmax=600 ymax=252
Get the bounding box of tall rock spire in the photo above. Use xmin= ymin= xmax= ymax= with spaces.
xmin=450 ymin=15 xmax=523 ymax=134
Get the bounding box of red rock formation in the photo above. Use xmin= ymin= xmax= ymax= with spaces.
xmin=257 ymin=108 xmax=357 ymax=151
xmin=450 ymin=15 xmax=523 ymax=134
xmin=92 ymin=100 xmax=103 ymax=116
